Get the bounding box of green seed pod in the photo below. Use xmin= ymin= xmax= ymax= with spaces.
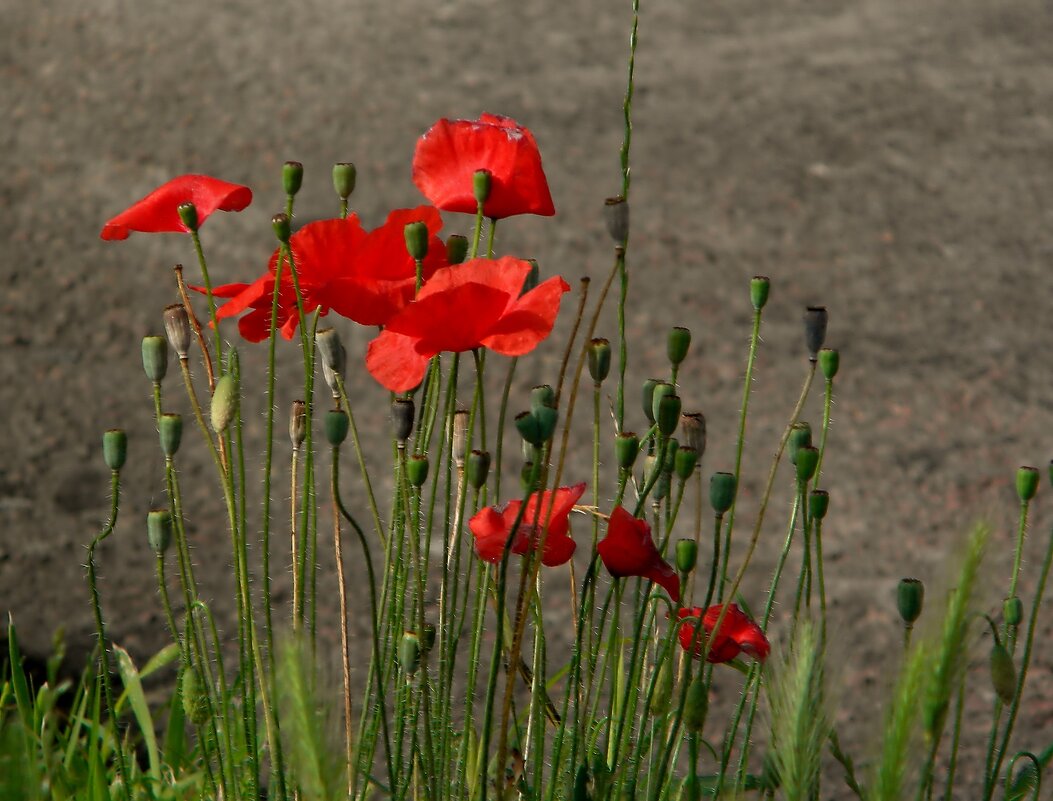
xmin=641 ymin=379 xmax=660 ymax=425
xmin=675 ymin=447 xmax=699 ymax=481
xmin=283 ymin=161 xmax=304 ymax=196
xmin=536 ymin=405 xmax=559 ymax=442
xmin=897 ymin=578 xmax=924 ymax=626
xmin=804 ymin=306 xmax=828 ymax=361
xmin=667 ymin=327 xmax=691 ymax=367
xmin=616 ymin=432 xmax=640 ymax=470
xmin=159 ymin=413 xmax=183 ymax=457
xmin=177 ymin=202 xmax=198 ymax=232
xmin=103 ymin=429 xmax=127 ymax=471
xmin=819 ymin=348 xmax=840 ymax=381
xmin=398 ymin=632 xmax=421 ymax=676
xmin=604 ymin=195 xmax=629 ymax=243
xmin=651 ymin=382 xmax=675 ymax=428
xmin=473 ymin=169 xmax=492 ymax=205
xmin=1016 ymin=466 xmax=1039 ymax=502
xmin=141 ymin=335 xmax=168 ymax=382
xmin=588 ymin=338 xmax=611 ymax=384
xmin=271 ymin=212 xmax=291 ymax=244
xmin=675 ymin=539 xmax=698 ymax=574
xmin=795 ymin=446 xmax=819 ymax=484
xmin=392 ymin=398 xmax=415 ymax=443
xmin=663 ymin=439 xmax=679 ymax=473
xmin=680 ymin=412 xmax=706 ymax=456
xmin=468 ymin=450 xmax=491 ymax=490
xmin=515 ymin=411 xmax=542 ymax=446
xmin=530 ymin=384 xmax=556 ymax=414
xmin=1004 ymin=596 xmax=1023 ymax=627
xmin=180 ymin=668 xmax=210 ymax=725
xmin=656 ymin=394 xmax=682 ymax=437
xmin=446 ymin=234 xmax=469 ymax=265
xmin=710 ymin=472 xmax=736 ymax=514
xmin=750 ymin=275 xmax=771 ymax=311
xmin=163 ymin=303 xmax=192 ymax=359
xmin=683 ymin=674 xmax=708 ymax=734
xmin=990 ymin=643 xmax=1017 ymax=704
xmin=403 ymin=220 xmax=429 ymax=261
xmin=649 ymin=659 xmax=673 ymax=716
xmin=210 ymin=374 xmax=237 ymax=433
xmin=809 ymin=489 xmax=830 ymax=521
xmin=653 ymin=466 xmax=671 ymax=501
xmin=520 ymin=461 xmax=539 ymax=493
xmin=788 ymin=422 xmax=812 ymax=465
xmin=332 ymin=162 xmax=357 ymax=200
xmin=147 ymin=509 xmax=173 ymax=556
xmin=406 ymin=455 xmax=429 ymax=488
xmin=325 ymin=409 xmax=349 ymax=447
xmin=420 ymin=624 xmax=437 ymax=654
xmin=289 ymin=400 xmax=307 ymax=448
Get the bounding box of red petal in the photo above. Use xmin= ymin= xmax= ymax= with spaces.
xmin=469 ymin=506 xmax=510 ymax=563
xmin=101 ymin=174 xmax=252 ymax=240
xmin=480 ymin=275 xmax=571 ymax=356
xmin=415 ymin=257 xmax=529 ymax=303
xmin=354 ymin=206 xmax=446 ymax=282
xmin=597 ymin=506 xmax=653 ymax=577
xmin=327 ymin=277 xmax=416 ymax=327
xmin=386 ymin=282 xmax=510 ymax=354
xmin=365 ymin=329 xmax=430 ymax=392
xmin=267 ymin=216 xmax=367 ymax=285
xmin=644 ymin=563 xmax=681 ymax=603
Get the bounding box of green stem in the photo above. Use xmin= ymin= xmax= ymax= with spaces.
xmin=189 ymin=229 xmax=223 ymax=366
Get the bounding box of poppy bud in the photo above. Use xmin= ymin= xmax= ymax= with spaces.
xmin=656 ymin=394 xmax=682 ymax=438
xmin=142 ymin=335 xmax=168 ymax=383
xmin=272 ymin=212 xmax=291 ymax=244
xmin=1004 ymin=596 xmax=1023 ymax=627
xmin=649 ymin=660 xmax=673 ymax=716
xmin=446 ymin=234 xmax=469 ymax=265
xmin=403 ymin=221 xmax=429 ymax=261
xmin=332 ymin=162 xmax=357 ymax=200
xmin=896 ymin=578 xmax=924 ymax=626
xmin=160 ymin=413 xmax=183 ymax=457
xmin=788 ymin=422 xmax=812 ymax=465
xmin=588 ymin=338 xmax=612 ymax=384
xmin=650 ymin=458 xmax=670 ymax=501
xmin=819 ymin=348 xmax=840 ymax=381
xmin=683 ymin=673 xmax=708 ymax=734
xmin=147 ymin=509 xmax=173 ymax=556
xmin=392 ymin=398 xmax=415 ymax=443
xmin=520 ymin=461 xmax=539 ymax=493
xmin=103 ymin=429 xmax=128 ymax=471
xmin=1016 ymin=465 xmax=1039 ymax=502
xmin=530 ymin=384 xmax=556 ymax=414
xmin=210 ymin=373 xmax=238 ymax=434
xmin=325 ymin=409 xmax=349 ymax=447
xmin=523 ymin=259 xmax=541 ymax=294
xmin=406 ymin=455 xmax=429 ymax=488
xmin=641 ymin=379 xmax=660 ymax=425
xmin=809 ymin=489 xmax=829 ymax=521
xmin=663 ymin=439 xmax=679 ymax=472
xmin=675 ymin=539 xmax=698 ymax=574
xmin=163 ymin=303 xmax=192 ymax=359
xmin=680 ymin=412 xmax=706 ymax=457
xmin=473 ymin=169 xmax=492 ymax=205
xmin=283 ymin=161 xmax=304 ymax=197
xmin=180 ymin=668 xmax=210 ymax=725
xmin=515 ymin=411 xmax=542 ymax=446
xmin=289 ymin=400 xmax=306 ymax=448
xmin=452 ymin=409 xmax=470 ymax=468
xmin=650 ymin=382 xmax=675 ymax=428
xmin=795 ymin=446 xmax=819 ymax=484
xmin=604 ymin=196 xmax=629 ymax=244
xmin=710 ymin=472 xmax=736 ymax=514
xmin=750 ymin=276 xmax=771 ymax=311
xmin=177 ymin=202 xmax=198 ymax=232
xmin=803 ymin=306 xmax=828 ymax=361
xmin=616 ymin=432 xmax=640 ymax=470
xmin=468 ymin=450 xmax=491 ymax=490
xmin=398 ymin=632 xmax=421 ymax=676
xmin=316 ymin=328 xmax=346 ymax=391
xmin=675 ymin=447 xmax=699 ymax=481
xmin=667 ymin=327 xmax=691 ymax=367
xmin=990 ymin=643 xmax=1016 ymax=704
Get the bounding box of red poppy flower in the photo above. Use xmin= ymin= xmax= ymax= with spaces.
xmin=677 ymin=604 xmax=770 ymax=664
xmin=469 ymin=483 xmax=587 ymax=567
xmin=413 ymin=114 xmax=556 ymax=219
xmin=100 ymin=174 xmax=252 ymax=240
xmin=203 ymin=206 xmax=447 ymax=342
xmin=597 ymin=506 xmax=680 ymax=602
xmin=366 ymin=256 xmax=570 ymax=392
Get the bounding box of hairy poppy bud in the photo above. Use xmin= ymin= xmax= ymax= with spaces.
xmin=675 ymin=539 xmax=698 ymax=574
xmin=588 ymin=338 xmax=611 ymax=384
xmin=1016 ymin=465 xmax=1039 ymax=502
xmin=446 ymin=234 xmax=469 ymax=265
xmin=468 ymin=450 xmax=491 ymax=490
xmin=142 ymin=335 xmax=168 ymax=382
xmin=160 ymin=413 xmax=183 ymax=457
xmin=406 ymin=455 xmax=429 ymax=488
xmin=398 ymin=632 xmax=421 ymax=676
xmin=288 ymin=400 xmax=307 ymax=448
xmin=681 ymin=413 xmax=706 ymax=456
xmin=795 ymin=446 xmax=819 ymax=484
xmin=710 ymin=472 xmax=736 ymax=514
xmin=788 ymin=422 xmax=812 ymax=465
xmin=473 ymin=169 xmax=492 ymax=205
xmin=103 ymin=429 xmax=127 ymax=471
xmin=604 ymin=196 xmax=629 ymax=243
xmin=990 ymin=643 xmax=1016 ymax=704
xmin=283 ymin=161 xmax=304 ymax=196
xmin=616 ymin=432 xmax=640 ymax=470
xmin=804 ymin=306 xmax=828 ymax=361
xmin=530 ymin=384 xmax=556 ymax=414
xmin=649 ymin=660 xmax=673 ymax=716
xmin=403 ymin=221 xmax=429 ymax=261
xmin=392 ymin=398 xmax=415 ymax=443
xmin=683 ymin=674 xmax=708 ymax=734
xmin=332 ymin=162 xmax=357 ymax=200
xmin=163 ymin=303 xmax=192 ymax=359
xmin=180 ymin=668 xmax=210 ymax=724
xmin=147 ymin=509 xmax=173 ymax=556
xmin=650 ymin=382 xmax=675 ymax=428
xmin=809 ymin=489 xmax=830 ymax=520
xmin=177 ymin=202 xmax=198 ymax=232
xmin=272 ymin=212 xmax=291 ymax=244
xmin=641 ymin=379 xmax=660 ymax=425
xmin=897 ymin=578 xmax=924 ymax=626
xmin=1004 ymin=596 xmax=1023 ymax=627
xmin=210 ymin=374 xmax=237 ymax=434
xmin=325 ymin=409 xmax=349 ymax=447
xmin=316 ymin=328 xmax=346 ymax=397
xmin=819 ymin=348 xmax=840 ymax=381
xmin=675 ymin=447 xmax=699 ymax=481
xmin=656 ymin=394 xmax=682 ymax=438
xmin=452 ymin=409 xmax=470 ymax=468
xmin=667 ymin=327 xmax=691 ymax=367
xmin=750 ymin=276 xmax=771 ymax=311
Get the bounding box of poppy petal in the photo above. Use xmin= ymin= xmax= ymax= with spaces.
xmin=469 ymin=506 xmax=510 ymax=563
xmin=101 ymin=174 xmax=252 ymax=240
xmin=480 ymin=275 xmax=571 ymax=356
xmin=365 ymin=329 xmax=431 ymax=393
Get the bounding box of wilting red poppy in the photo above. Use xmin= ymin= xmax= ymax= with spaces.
xmin=366 ymin=256 xmax=570 ymax=392
xmin=413 ymin=114 xmax=555 ymax=219
xmin=677 ymin=604 xmax=770 ymax=663
xmin=470 ymin=483 xmax=587 ymax=567
xmin=100 ymin=174 xmax=252 ymax=240
xmin=203 ymin=206 xmax=446 ymax=342
xmin=597 ymin=506 xmax=680 ymax=602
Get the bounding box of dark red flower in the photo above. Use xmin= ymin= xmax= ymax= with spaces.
xmin=204 ymin=206 xmax=446 ymax=342
xmin=469 ymin=483 xmax=587 ymax=567
xmin=413 ymin=114 xmax=556 ymax=219
xmin=366 ymin=256 xmax=570 ymax=392
xmin=677 ymin=604 xmax=770 ymax=663
xmin=100 ymin=174 xmax=252 ymax=240
xmin=597 ymin=506 xmax=680 ymax=602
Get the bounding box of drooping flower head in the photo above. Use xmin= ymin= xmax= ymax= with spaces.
xmin=100 ymin=174 xmax=252 ymax=240
xmin=413 ymin=114 xmax=556 ymax=219
xmin=366 ymin=256 xmax=570 ymax=392
xmin=597 ymin=506 xmax=680 ymax=602
xmin=677 ymin=604 xmax=770 ymax=664
xmin=470 ymin=483 xmax=587 ymax=567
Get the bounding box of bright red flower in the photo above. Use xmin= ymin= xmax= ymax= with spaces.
xmin=597 ymin=506 xmax=680 ymax=602
xmin=100 ymin=174 xmax=252 ymax=240
xmin=204 ymin=206 xmax=447 ymax=342
xmin=677 ymin=604 xmax=770 ymax=664
xmin=366 ymin=256 xmax=570 ymax=392
xmin=413 ymin=114 xmax=556 ymax=219
xmin=469 ymin=483 xmax=587 ymax=567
